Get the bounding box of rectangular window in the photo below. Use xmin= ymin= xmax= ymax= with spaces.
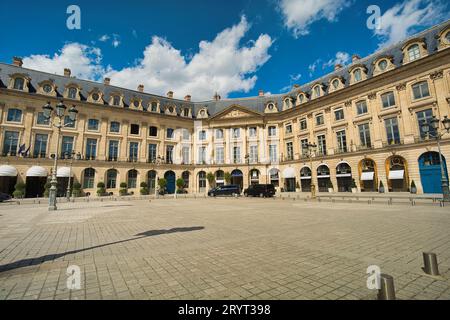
xmin=182 ymin=129 xmax=190 ymax=141
xmin=2 ymin=131 xmax=19 ymax=156
xmin=148 ymin=144 xmax=157 ymax=163
xmin=381 ymin=92 xmax=396 ymax=108
xmin=232 ymin=128 xmax=240 ymax=139
xmin=358 ymin=123 xmax=372 ymax=148
xmin=166 ymin=145 xmax=174 ymax=164
xmin=300 ymin=119 xmax=307 ymax=130
xmin=286 ymin=142 xmax=294 ymax=160
xmin=149 ymin=126 xmax=158 ymax=137
xmin=216 ymin=129 xmax=224 ymax=140
xmin=356 ymin=101 xmax=368 ymax=115
xmin=417 ymin=109 xmax=436 ymax=139
xmin=269 ymin=145 xmax=277 ymax=163
xmin=198 ymin=147 xmax=206 ymax=164
xmin=87 ymin=119 xmax=99 ymax=131
xmin=285 ymin=124 xmax=293 ymax=135
xmin=85 ymin=138 xmax=97 ymax=160
xmin=7 ymin=109 xmax=22 ymax=122
xmin=108 ymin=140 xmax=119 ymax=161
xmin=268 ymin=126 xmax=277 ymax=137
xmin=216 ymin=147 xmax=224 ymax=164
xmin=336 ymin=130 xmax=347 ymax=153
xmin=110 ymin=122 xmax=120 ymax=133
xmin=33 ymin=134 xmax=48 ymax=158
xmin=334 ymin=109 xmax=345 ymax=121
xmin=182 ymin=146 xmax=190 ymax=164
xmin=249 ymin=145 xmax=258 ymax=163
xmin=166 ymin=128 xmax=174 ymax=139
xmin=249 ymin=127 xmax=257 ymax=138
xmin=316 ymin=114 xmax=324 ymax=126
xmin=61 ymin=136 xmax=74 ymax=158
xmin=64 ymin=115 xmax=75 ymax=128
xmin=317 ymin=135 xmax=327 ymax=156
xmin=199 ymin=130 xmax=207 ymax=141
xmin=129 ymin=142 xmax=139 ymax=162
xmin=301 ymin=139 xmax=309 ymax=156
xmin=36 ymin=112 xmax=50 ymax=125
xmin=412 ymin=82 xmax=430 ymax=100
xmin=130 ymin=124 xmax=140 ymax=135
xmin=385 ymin=117 xmax=401 ymax=145
xmin=233 ymin=146 xmax=241 ymax=163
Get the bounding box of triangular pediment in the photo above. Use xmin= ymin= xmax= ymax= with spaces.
xmin=211 ymin=105 xmax=263 ymax=120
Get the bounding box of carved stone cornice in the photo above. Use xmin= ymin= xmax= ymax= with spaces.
xmin=368 ymin=92 xmax=377 ymax=100
xmin=430 ymin=69 xmax=444 ymax=81
xmin=344 ymin=100 xmax=352 ymax=107
xmin=396 ymin=83 xmax=406 ymax=91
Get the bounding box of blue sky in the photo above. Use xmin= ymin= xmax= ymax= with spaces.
xmin=1 ymin=0 xmax=449 ymax=100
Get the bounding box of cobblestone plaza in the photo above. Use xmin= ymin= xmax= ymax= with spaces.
xmin=0 ymin=198 xmax=449 ymax=300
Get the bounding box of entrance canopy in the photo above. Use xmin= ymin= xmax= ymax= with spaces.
xmin=282 ymin=167 xmax=296 ymax=179
xmin=57 ymin=167 xmax=74 ymax=178
xmin=0 ymin=165 xmax=17 ymax=177
xmin=389 ymin=170 xmax=404 ymax=180
xmin=26 ymin=166 xmax=48 ymax=177
xmin=361 ymin=172 xmax=375 ymax=181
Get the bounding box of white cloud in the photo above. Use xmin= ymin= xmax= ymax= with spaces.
xmin=290 ymin=73 xmax=302 ymax=81
xmin=22 ymin=43 xmax=107 ymax=80
xmin=323 ymin=51 xmax=350 ymax=68
xmin=105 ymin=16 xmax=273 ymax=100
xmin=99 ymin=35 xmax=110 ymax=42
xmin=374 ymin=0 xmax=447 ymax=47
xmin=279 ymin=0 xmax=352 ymax=38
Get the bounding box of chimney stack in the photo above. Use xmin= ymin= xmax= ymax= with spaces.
xmin=104 ymin=77 xmax=111 ymax=85
xmin=12 ymin=57 xmax=23 ymax=67
xmin=213 ymin=92 xmax=221 ymax=101
xmin=259 ymin=89 xmax=264 ymax=97
xmin=334 ymin=64 xmax=343 ymax=71
xmin=167 ymin=91 xmax=174 ymax=99
xmin=184 ymin=95 xmax=191 ymax=102
xmin=352 ymin=54 xmax=361 ymax=62
xmin=138 ymin=84 xmax=144 ymax=92
xmin=64 ymin=68 xmax=72 ymax=77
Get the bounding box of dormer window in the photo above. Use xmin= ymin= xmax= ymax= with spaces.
xmin=132 ymin=100 xmax=140 ymax=108
xmin=112 ymin=96 xmax=121 ymax=106
xmin=408 ymin=44 xmax=420 ymax=62
xmin=312 ymin=85 xmax=322 ymax=98
xmin=283 ymin=98 xmax=293 ymax=110
xmin=13 ymin=77 xmax=24 ymax=90
xmin=183 ymin=108 xmax=190 ymax=117
xmin=68 ymin=87 xmax=77 ymax=99
xmin=92 ymin=93 xmax=100 ymax=102
xmin=332 ymin=79 xmax=339 ymax=89
xmin=446 ymin=31 xmax=450 ymax=42
xmin=378 ymin=60 xmax=388 ymax=71
xmin=354 ymin=69 xmax=362 ymax=82
xmin=150 ymin=102 xmax=158 ymax=112
xmin=43 ymin=84 xmax=52 ymax=93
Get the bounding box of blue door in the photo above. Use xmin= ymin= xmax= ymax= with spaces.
xmin=165 ymin=171 xmax=176 ymax=194
xmin=419 ymin=152 xmax=448 ymax=194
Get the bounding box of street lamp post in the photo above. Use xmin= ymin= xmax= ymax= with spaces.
xmin=42 ymin=101 xmax=78 ymax=211
xmin=421 ymin=116 xmax=450 ymax=202
xmin=245 ymin=154 xmax=250 ymax=188
xmin=306 ymin=143 xmax=317 ymax=199
xmin=66 ymin=150 xmax=76 ymax=201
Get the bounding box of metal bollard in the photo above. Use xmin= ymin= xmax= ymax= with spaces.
xmin=423 ymin=252 xmax=440 ymax=276
xmin=377 ymin=274 xmax=396 ymax=300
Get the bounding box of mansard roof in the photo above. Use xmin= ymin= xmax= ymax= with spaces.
xmin=0 ymin=19 xmax=449 ymax=119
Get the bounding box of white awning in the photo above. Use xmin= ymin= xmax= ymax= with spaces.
xmin=389 ymin=170 xmax=405 ymax=180
xmin=300 ymin=176 xmax=312 ymax=180
xmin=317 ymin=175 xmax=330 ymax=179
xmin=0 ymin=165 xmax=17 ymax=177
xmin=57 ymin=167 xmax=73 ymax=178
xmin=361 ymin=172 xmax=375 ymax=181
xmin=26 ymin=166 xmax=48 ymax=177
xmin=336 ymin=173 xmax=352 ymax=178
xmin=282 ymin=167 xmax=296 ymax=179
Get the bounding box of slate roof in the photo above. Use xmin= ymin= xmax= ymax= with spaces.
xmin=1 ymin=19 xmax=449 ymax=119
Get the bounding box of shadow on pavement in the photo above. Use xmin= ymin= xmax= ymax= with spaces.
xmin=0 ymin=226 xmax=205 ymax=273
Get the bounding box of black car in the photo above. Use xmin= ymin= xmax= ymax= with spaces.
xmin=0 ymin=193 xmax=12 ymax=202
xmin=208 ymin=185 xmax=241 ymax=197
xmin=243 ymin=184 xmax=276 ymax=198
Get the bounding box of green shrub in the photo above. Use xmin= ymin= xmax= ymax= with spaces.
xmin=12 ymin=182 xmax=26 ymax=199
xmin=140 ymin=182 xmax=149 ymax=195
xmin=351 ymin=179 xmax=357 ymax=188
xmin=97 ymin=182 xmax=106 ymax=196
xmin=206 ymin=172 xmax=215 ymax=185
xmin=119 ymin=182 xmax=128 ymax=196
xmin=224 ymin=172 xmax=232 ymax=185
xmin=72 ymin=182 xmax=82 ymax=197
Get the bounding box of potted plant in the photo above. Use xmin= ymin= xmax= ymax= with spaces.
xmin=379 ymin=181 xmax=385 ymax=194
xmin=140 ymin=182 xmax=149 ymax=195
xmin=351 ymin=179 xmax=358 ymax=193
xmin=119 ymin=182 xmax=128 ymax=196
xmin=224 ymin=172 xmax=232 ymax=185
xmin=72 ymin=182 xmax=82 ymax=197
xmin=327 ymin=180 xmax=334 ymax=193
xmin=97 ymin=182 xmax=106 ymax=197
xmin=206 ymin=172 xmax=215 ymax=188
xmin=176 ymin=178 xmax=185 ymax=194
xmin=12 ymin=182 xmax=26 ymax=199
xmin=410 ymin=180 xmax=417 ymax=194
xmin=158 ymin=178 xmax=167 ymax=195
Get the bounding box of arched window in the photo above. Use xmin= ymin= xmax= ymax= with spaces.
xmin=332 ymin=79 xmax=340 ymax=89
xmin=250 ymin=169 xmax=260 ymax=185
xmin=151 ymin=102 xmax=158 ymax=112
xmin=408 ymin=44 xmax=420 ymax=61
xmin=182 ymin=171 xmax=190 ymax=188
xmin=112 ymin=96 xmax=121 ymax=106
xmin=128 ymin=170 xmax=138 ymax=188
xmin=106 ymin=169 xmax=118 ymax=189
xmin=314 ymin=86 xmax=321 ymax=97
xmin=83 ymin=168 xmax=95 ymax=189
xmin=147 ymin=170 xmax=157 ymax=191
xmin=446 ymin=31 xmax=450 ymax=42
xmin=198 ymin=171 xmax=207 ymax=190
xmin=378 ymin=60 xmax=388 ymax=71
xmin=354 ymin=69 xmax=362 ymax=82
xmin=215 ymin=170 xmax=225 ymax=186
xmin=13 ymin=78 xmax=24 ymax=90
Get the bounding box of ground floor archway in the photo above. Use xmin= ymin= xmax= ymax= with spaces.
xmin=300 ymin=167 xmax=312 ymax=192
xmin=231 ymin=170 xmax=243 ymax=191
xmin=164 ymin=171 xmax=176 ymax=194
xmin=359 ymin=159 xmax=378 ymax=192
xmin=419 ymin=152 xmax=448 ymax=194
xmin=336 ymin=162 xmax=352 ymax=192
xmin=317 ymin=165 xmax=331 ymax=192
xmin=0 ymin=165 xmax=18 ymax=195
xmin=387 ymin=156 xmax=409 ymax=192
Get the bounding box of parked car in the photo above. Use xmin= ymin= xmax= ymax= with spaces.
xmin=208 ymin=185 xmax=241 ymax=197
xmin=244 ymin=184 xmax=276 ymax=198
xmin=0 ymin=193 xmax=12 ymax=202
